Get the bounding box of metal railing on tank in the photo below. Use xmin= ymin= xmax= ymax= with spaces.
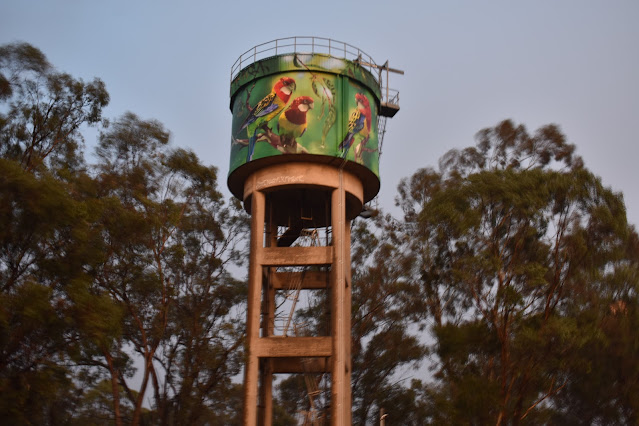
xmin=230 ymin=36 xmax=380 ymax=85
xmin=230 ymin=36 xmax=403 ymax=118
xmin=382 ymin=88 xmax=399 ymax=107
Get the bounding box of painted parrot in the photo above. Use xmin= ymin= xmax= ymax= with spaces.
xmin=239 ymin=76 xmax=296 ymax=162
xmin=277 ymin=96 xmax=314 ymax=151
xmin=338 ymin=93 xmax=371 ymax=159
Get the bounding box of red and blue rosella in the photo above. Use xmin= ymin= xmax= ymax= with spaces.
xmin=277 ymin=96 xmax=314 ymax=151
xmin=239 ymin=77 xmax=296 ymax=161
xmin=338 ymin=93 xmax=371 ymax=159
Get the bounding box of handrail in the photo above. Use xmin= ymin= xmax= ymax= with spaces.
xmin=382 ymin=88 xmax=400 ymax=105
xmin=230 ymin=36 xmax=379 ymax=84
xmin=230 ymin=36 xmax=401 ymax=106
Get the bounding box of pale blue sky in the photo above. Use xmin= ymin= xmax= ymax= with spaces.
xmin=2 ymin=1 xmax=638 ymax=225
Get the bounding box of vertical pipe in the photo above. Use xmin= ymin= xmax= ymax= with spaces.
xmin=243 ymin=191 xmax=265 ymax=426
xmin=330 ymin=171 xmax=346 ymax=424
xmin=386 ymin=63 xmax=390 ymax=104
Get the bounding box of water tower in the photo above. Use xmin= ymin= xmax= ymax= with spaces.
xmin=228 ymin=37 xmax=402 ymax=425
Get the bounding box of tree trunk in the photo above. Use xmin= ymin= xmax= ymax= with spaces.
xmin=104 ymin=350 xmax=123 ymax=426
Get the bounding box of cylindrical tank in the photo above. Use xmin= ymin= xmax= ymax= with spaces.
xmin=228 ymin=39 xmax=383 ymax=222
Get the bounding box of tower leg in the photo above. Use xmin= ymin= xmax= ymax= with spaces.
xmin=258 ymin=359 xmax=273 ymax=426
xmin=240 ymin=164 xmax=362 ymax=425
xmin=330 ymin=173 xmax=348 ymax=424
xmin=260 ymin=215 xmax=277 ymax=426
xmin=243 ymin=191 xmax=265 ymax=425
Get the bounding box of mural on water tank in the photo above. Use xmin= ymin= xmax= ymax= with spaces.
xmin=229 ymin=55 xmax=380 ymax=178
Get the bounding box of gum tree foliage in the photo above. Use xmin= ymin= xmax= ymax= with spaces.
xmin=0 ymin=42 xmax=108 ymax=172
xmin=0 ymin=43 xmax=250 ymax=425
xmin=82 ymin=112 xmax=249 ymax=425
xmin=0 ymin=43 xmax=109 ymax=423
xmin=349 ymin=215 xmax=428 ymax=425
xmin=395 ymin=120 xmax=639 ymax=424
xmin=548 ymin=229 xmax=639 ymax=424
xmin=0 ymin=157 xmax=106 ymax=423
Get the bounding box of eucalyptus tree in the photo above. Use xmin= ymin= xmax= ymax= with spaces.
xmin=396 ymin=120 xmax=639 ymax=424
xmin=0 ymin=42 xmax=250 ymax=425
xmin=0 ymin=42 xmax=108 ymax=172
xmin=0 ymin=42 xmax=109 ymax=423
xmin=349 ymin=214 xmax=428 ymax=424
xmin=85 ymin=112 xmax=248 ymax=425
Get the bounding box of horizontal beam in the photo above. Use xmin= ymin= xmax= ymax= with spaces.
xmin=271 ymin=357 xmax=329 ymax=374
xmin=260 ymin=246 xmax=333 ymax=266
xmin=252 ymin=336 xmax=332 ymax=358
xmin=271 ymin=270 xmax=329 ymax=289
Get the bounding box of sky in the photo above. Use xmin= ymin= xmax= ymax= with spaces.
xmin=2 ymin=1 xmax=638 ymax=226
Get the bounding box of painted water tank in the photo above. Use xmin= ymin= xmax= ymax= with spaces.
xmin=227 ymin=37 xmax=385 ymax=206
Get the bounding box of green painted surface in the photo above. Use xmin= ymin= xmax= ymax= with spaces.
xmin=229 ymin=54 xmax=381 ymax=178
xmin=230 ymin=53 xmax=381 ymax=101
